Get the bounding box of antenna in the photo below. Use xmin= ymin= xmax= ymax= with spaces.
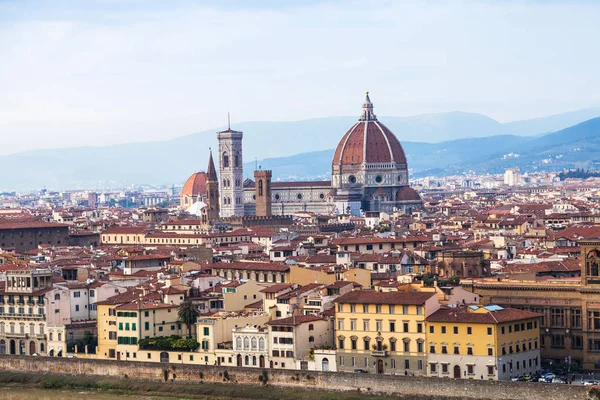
xmin=227 ymin=112 xmax=231 ymax=130
xmin=255 ymin=157 xmax=258 ymax=171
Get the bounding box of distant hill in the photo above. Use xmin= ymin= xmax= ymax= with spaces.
xmin=254 ymin=117 xmax=600 ymax=181
xmin=1 ymin=109 xmax=600 ymax=191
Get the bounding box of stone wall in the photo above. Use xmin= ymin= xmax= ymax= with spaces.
xmin=0 ymin=355 xmax=590 ymax=400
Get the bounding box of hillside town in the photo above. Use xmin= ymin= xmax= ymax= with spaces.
xmin=1 ymin=95 xmax=600 ymax=385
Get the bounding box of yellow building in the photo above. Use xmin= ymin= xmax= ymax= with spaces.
xmin=426 ymin=305 xmax=541 ymax=380
xmin=96 ymin=292 xmax=183 ymax=360
xmin=334 ymin=290 xmax=439 ymax=375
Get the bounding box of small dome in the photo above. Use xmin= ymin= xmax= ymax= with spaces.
xmin=396 ymin=186 xmax=421 ymax=202
xmin=182 ymin=172 xmax=208 ymax=197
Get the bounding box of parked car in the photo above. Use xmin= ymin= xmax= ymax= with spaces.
xmin=551 ymin=377 xmax=566 ymax=384
xmin=511 ymin=376 xmax=526 ymax=382
xmin=353 ymin=369 xmax=368 ymax=374
xmin=543 ymin=373 xmax=556 ymax=382
xmin=584 ymin=380 xmax=600 ymax=386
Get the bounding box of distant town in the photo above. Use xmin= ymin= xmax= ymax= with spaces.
xmin=0 ymin=94 xmax=599 ymax=387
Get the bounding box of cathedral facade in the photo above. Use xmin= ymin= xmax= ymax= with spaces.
xmin=184 ymin=93 xmax=422 ymax=220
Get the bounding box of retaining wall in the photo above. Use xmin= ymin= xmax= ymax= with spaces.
xmin=0 ymin=355 xmax=591 ymax=400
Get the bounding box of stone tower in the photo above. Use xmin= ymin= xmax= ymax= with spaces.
xmin=205 ymin=149 xmax=220 ymax=222
xmin=254 ymin=169 xmax=272 ymax=217
xmin=217 ymin=121 xmax=244 ymax=217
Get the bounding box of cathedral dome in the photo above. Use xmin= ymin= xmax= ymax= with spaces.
xmin=332 ymin=93 xmax=407 ymax=167
xmin=182 ymin=172 xmax=208 ymax=197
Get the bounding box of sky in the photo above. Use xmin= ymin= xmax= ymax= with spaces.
xmin=1 ymin=0 xmax=599 ymax=155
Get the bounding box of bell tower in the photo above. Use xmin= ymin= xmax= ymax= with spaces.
xmin=205 ymin=149 xmax=220 ymax=222
xmin=254 ymin=169 xmax=272 ymax=217
xmin=217 ymin=116 xmax=244 ymax=217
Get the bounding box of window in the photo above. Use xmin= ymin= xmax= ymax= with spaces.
xmin=467 ymin=327 xmax=472 ymax=335
xmin=363 ymin=320 xmax=369 ymax=331
xmin=467 ymin=365 xmax=474 ymax=375
xmin=75 ymin=305 xmax=79 ymax=312
xmin=351 ymin=338 xmax=357 ymax=350
xmin=487 ymin=327 xmax=492 ymax=335
xmin=364 ymin=338 xmax=370 ymax=350
xmin=402 ymin=305 xmax=409 ymax=314
xmin=417 ymin=323 xmax=423 ymax=333
xmin=350 ymin=319 xmax=357 ymax=331
xmin=467 ymin=347 xmax=473 ymax=355
xmin=404 ymin=359 xmax=410 ymax=369
xmin=572 ymin=309 xmax=582 ymax=328
xmin=376 ymin=320 xmax=382 ymax=332
xmin=375 ymin=305 xmax=382 ymax=314
xmin=487 ymin=348 xmax=493 ymax=356
xmin=362 ymin=304 xmax=368 ymax=313
xmin=429 ymin=326 xmax=434 ymax=334
xmin=403 ymin=322 xmax=409 ymax=333
xmin=453 ymin=346 xmax=459 ymax=355
xmin=487 ymin=366 xmax=494 ymax=375
xmin=391 ymin=359 xmax=396 ymax=369
xmin=390 ymin=340 xmax=396 ymax=352
xmin=429 ymin=344 xmax=435 ymax=354
xmin=441 ymin=345 xmax=447 ymax=354
xmin=551 ymin=334 xmax=565 ymax=348
xmin=453 ymin=326 xmax=458 ymax=334
xmin=551 ymin=308 xmax=565 ymax=327
xmin=430 ymin=363 xmax=437 ymax=373
xmin=338 ymin=339 xmax=344 ymax=349
xmin=350 ymin=304 xmax=356 ymax=313
xmin=389 ymin=321 xmax=395 ymax=332
xmin=442 ymin=364 xmax=448 ymax=374
xmin=73 ymin=292 xmax=80 ymax=298
xmin=389 ymin=305 xmax=395 ymax=314
xmin=337 ymin=304 xmax=343 ymax=313
xmin=416 ymin=306 xmax=423 ymax=315
xmin=338 ymin=320 xmax=344 ymax=331
xmin=441 ymin=326 xmax=446 ymax=334
xmin=403 ymin=341 xmax=409 ymax=352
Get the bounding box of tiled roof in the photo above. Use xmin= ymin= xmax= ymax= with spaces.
xmin=334 ymin=290 xmax=435 ymax=305
xmin=426 ymin=306 xmax=542 ymax=324
xmin=267 ymin=314 xmax=323 ymax=326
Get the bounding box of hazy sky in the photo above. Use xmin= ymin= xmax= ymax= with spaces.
xmin=1 ymin=0 xmax=599 ymax=155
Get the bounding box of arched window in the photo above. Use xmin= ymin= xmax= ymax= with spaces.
xmin=251 ymin=337 xmax=257 ymax=350
xmin=243 ymin=337 xmax=250 ymax=350
xmin=258 ymin=180 xmax=263 ymax=196
xmin=308 ymin=324 xmax=314 ymax=331
xmin=236 ymin=337 xmax=242 ymax=350
xmin=259 ymin=337 xmax=265 ymax=351
xmin=223 ymin=153 xmax=229 ymax=168
xmin=234 ymin=154 xmax=239 ymax=168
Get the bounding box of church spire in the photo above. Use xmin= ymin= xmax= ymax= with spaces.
xmin=359 ymin=91 xmax=377 ymax=121
xmin=207 ymin=148 xmax=217 ymax=182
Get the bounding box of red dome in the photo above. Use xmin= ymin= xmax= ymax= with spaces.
xmin=182 ymin=172 xmax=208 ymax=197
xmin=333 ymin=121 xmax=407 ymax=166
xmin=396 ymin=186 xmax=421 ymax=202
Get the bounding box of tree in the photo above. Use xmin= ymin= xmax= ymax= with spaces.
xmin=178 ymin=301 xmax=200 ymax=338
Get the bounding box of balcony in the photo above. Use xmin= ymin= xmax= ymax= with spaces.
xmin=371 ymin=350 xmax=388 ymax=357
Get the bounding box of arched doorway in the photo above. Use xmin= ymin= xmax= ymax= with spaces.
xmin=0 ymin=340 xmax=5 ymax=354
xmin=322 ymin=358 xmax=329 ymax=372
xmin=453 ymin=365 xmax=461 ymax=379
xmin=19 ymin=340 xmax=25 ymax=355
xmin=269 ymin=360 xmax=274 ymax=369
xmin=29 ymin=341 xmax=36 ymax=355
xmin=49 ymin=349 xmax=54 ymax=357
xmin=377 ymin=359 xmax=384 ymax=374
xmin=160 ymin=351 xmax=169 ymax=363
xmin=236 ymin=354 xmax=242 ymax=367
xmin=259 ymin=355 xmax=265 ymax=368
xmin=9 ymin=340 xmax=15 ymax=355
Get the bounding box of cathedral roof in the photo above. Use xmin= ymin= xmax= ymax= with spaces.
xmin=396 ymin=186 xmax=421 ymax=202
xmin=182 ymin=172 xmax=208 ymax=197
xmin=333 ymin=93 xmax=407 ymax=167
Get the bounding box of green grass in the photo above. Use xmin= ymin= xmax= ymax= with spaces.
xmin=0 ymin=371 xmax=447 ymax=400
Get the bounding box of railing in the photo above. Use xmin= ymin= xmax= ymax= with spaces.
xmin=371 ymin=350 xmax=388 ymax=357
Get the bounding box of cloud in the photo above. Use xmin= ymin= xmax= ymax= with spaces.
xmin=0 ymin=0 xmax=598 ymax=154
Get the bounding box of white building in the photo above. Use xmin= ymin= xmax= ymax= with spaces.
xmin=504 ymin=168 xmax=521 ymax=187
